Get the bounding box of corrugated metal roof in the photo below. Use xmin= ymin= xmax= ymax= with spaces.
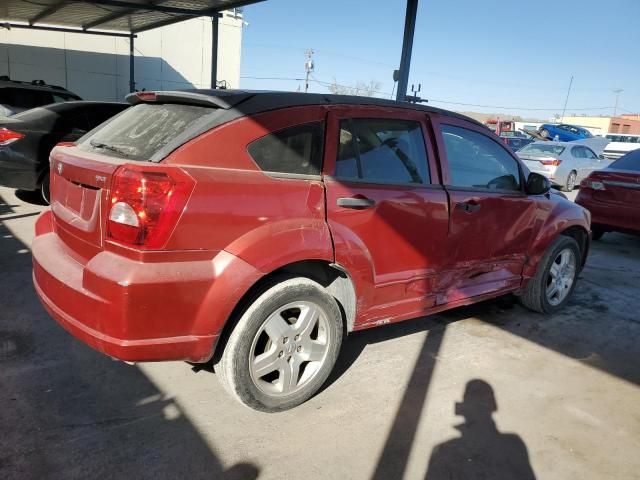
xmin=0 ymin=0 xmax=262 ymax=34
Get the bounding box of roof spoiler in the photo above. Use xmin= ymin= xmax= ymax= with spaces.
xmin=125 ymin=90 xmax=254 ymax=110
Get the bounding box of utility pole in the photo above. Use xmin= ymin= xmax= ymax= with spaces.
xmin=304 ymin=49 xmax=314 ymax=93
xmin=612 ymin=89 xmax=623 ymax=117
xmin=560 ymin=75 xmax=573 ymax=123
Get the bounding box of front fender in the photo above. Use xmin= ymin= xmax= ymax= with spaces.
xmin=523 ymin=198 xmax=590 ymax=278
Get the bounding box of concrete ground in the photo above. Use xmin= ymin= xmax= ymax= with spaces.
xmin=1 ymin=185 xmax=639 ymax=480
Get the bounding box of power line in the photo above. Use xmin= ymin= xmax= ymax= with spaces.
xmin=242 ymin=74 xmax=630 ymax=113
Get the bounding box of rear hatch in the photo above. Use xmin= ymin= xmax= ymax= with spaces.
xmin=50 ymin=146 xmax=123 ymax=263
xmin=48 ymin=94 xmax=232 ymax=263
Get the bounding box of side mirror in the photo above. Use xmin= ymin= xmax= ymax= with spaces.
xmin=526 ymin=172 xmax=551 ymax=195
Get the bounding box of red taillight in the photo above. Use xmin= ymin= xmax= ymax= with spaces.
xmin=540 ymin=159 xmax=562 ymax=166
xmin=107 ymin=165 xmax=195 ymax=249
xmin=0 ymin=127 xmax=25 ymax=146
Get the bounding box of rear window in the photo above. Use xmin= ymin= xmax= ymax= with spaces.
xmin=247 ymin=122 xmax=324 ymax=176
xmin=519 ymin=144 xmax=565 ymax=156
xmin=609 ymin=150 xmax=640 ymax=171
xmin=78 ymin=103 xmax=211 ymax=161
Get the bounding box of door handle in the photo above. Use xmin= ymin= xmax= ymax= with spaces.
xmin=455 ymin=201 xmax=482 ymax=213
xmin=337 ymin=197 xmax=376 ymax=209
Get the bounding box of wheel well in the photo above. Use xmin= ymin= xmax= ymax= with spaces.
xmin=561 ymin=226 xmax=588 ymax=267
xmin=210 ymin=260 xmax=356 ymax=365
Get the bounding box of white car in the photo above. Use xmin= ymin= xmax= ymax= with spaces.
xmin=603 ymin=134 xmax=640 ymax=160
xmin=517 ymin=141 xmax=607 ymax=191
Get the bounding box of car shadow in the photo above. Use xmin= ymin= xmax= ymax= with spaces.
xmin=0 ymin=191 xmax=259 ymax=479
xmin=14 ymin=189 xmax=48 ymax=206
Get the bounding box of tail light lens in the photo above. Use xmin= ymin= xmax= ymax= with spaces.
xmin=581 ymin=179 xmax=606 ymax=190
xmin=0 ymin=128 xmax=25 ymax=146
xmin=540 ymin=159 xmax=562 ymax=166
xmin=107 ymin=165 xmax=195 ymax=249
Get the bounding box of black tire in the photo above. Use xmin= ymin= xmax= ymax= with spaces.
xmin=540 ymin=128 xmax=550 ymax=138
xmin=40 ymin=171 xmax=50 ymax=205
xmin=591 ymin=228 xmax=605 ymax=241
xmin=563 ymin=170 xmax=577 ymax=192
xmin=216 ymin=277 xmax=343 ymax=412
xmin=519 ymin=236 xmax=581 ymax=314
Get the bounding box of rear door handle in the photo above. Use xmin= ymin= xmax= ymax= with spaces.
xmin=337 ymin=197 xmax=376 ymax=209
xmin=455 ymin=201 xmax=482 ymax=213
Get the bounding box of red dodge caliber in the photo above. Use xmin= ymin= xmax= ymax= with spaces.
xmin=33 ymin=91 xmax=591 ymax=411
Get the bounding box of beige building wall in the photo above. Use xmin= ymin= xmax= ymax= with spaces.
xmin=562 ymin=115 xmax=640 ymax=135
xmin=0 ymin=11 xmax=243 ymax=102
xmin=561 ymin=116 xmax=611 ymax=135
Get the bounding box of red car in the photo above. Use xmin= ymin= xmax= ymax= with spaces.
xmin=32 ymin=91 xmax=591 ymax=411
xmin=576 ymin=149 xmax=640 ymax=240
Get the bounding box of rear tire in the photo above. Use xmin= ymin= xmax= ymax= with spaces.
xmin=520 ymin=236 xmax=581 ymax=314
xmin=563 ymin=170 xmax=577 ymax=192
xmin=40 ymin=172 xmax=50 ymax=205
xmin=216 ymin=277 xmax=343 ymax=412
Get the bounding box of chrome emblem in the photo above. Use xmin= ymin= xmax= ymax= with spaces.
xmin=57 ymin=162 xmax=63 ymax=175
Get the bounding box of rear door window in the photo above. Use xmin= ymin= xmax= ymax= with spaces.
xmin=335 ymin=118 xmax=430 ymax=185
xmin=247 ymin=122 xmax=324 ymax=175
xmin=78 ymin=103 xmax=211 ymax=161
xmin=441 ymin=124 xmax=521 ymax=191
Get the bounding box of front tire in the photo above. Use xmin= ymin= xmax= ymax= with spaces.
xmin=520 ymin=236 xmax=581 ymax=314
xmin=216 ymin=277 xmax=343 ymax=412
xmin=540 ymin=128 xmax=550 ymax=138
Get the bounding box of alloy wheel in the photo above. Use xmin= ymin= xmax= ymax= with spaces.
xmin=249 ymin=301 xmax=331 ymax=397
xmin=566 ymin=172 xmax=577 ymax=191
xmin=546 ymin=248 xmax=577 ymax=306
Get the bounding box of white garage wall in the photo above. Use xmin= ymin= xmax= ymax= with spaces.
xmin=0 ymin=11 xmax=243 ymax=102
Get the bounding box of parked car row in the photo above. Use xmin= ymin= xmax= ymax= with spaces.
xmin=576 ymin=149 xmax=640 ymax=240
xmin=516 ymin=141 xmax=606 ymax=191
xmin=30 ymin=90 xmax=591 ymax=411
xmin=0 ymin=77 xmax=82 ymax=116
xmin=0 ymin=101 xmax=128 ymax=202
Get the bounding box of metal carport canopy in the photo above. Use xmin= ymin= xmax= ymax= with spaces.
xmin=0 ymin=0 xmax=419 ymax=101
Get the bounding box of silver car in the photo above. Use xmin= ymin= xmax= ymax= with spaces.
xmin=517 ymin=141 xmax=607 ymax=191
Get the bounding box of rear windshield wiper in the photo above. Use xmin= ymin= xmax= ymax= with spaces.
xmin=90 ymin=139 xmax=128 ymax=157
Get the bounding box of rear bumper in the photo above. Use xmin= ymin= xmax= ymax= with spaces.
xmin=32 ymin=211 xmax=262 ymax=362
xmin=576 ymin=191 xmax=640 ymax=234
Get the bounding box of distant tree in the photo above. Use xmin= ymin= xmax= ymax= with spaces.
xmin=328 ymin=79 xmax=382 ymax=97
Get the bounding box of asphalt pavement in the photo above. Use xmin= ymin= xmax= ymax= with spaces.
xmin=1 ymin=186 xmax=639 ymax=480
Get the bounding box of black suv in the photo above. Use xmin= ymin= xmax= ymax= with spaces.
xmin=0 ymin=77 xmax=82 ymax=116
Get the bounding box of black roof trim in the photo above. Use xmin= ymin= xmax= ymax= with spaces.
xmin=124 ymin=89 xmax=483 ymax=126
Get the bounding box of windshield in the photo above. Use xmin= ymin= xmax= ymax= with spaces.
xmin=518 ymin=144 xmax=565 ymax=156
xmin=77 ymin=103 xmax=212 ymax=161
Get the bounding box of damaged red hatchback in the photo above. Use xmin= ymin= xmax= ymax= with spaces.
xmin=33 ymin=91 xmax=591 ymax=411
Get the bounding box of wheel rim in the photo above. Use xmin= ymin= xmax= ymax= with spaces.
xmin=249 ymin=301 xmax=331 ymax=397
xmin=567 ymin=172 xmax=576 ymax=190
xmin=546 ymin=248 xmax=577 ymax=306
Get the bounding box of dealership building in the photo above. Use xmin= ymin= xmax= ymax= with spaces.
xmin=0 ymin=9 xmax=244 ymax=102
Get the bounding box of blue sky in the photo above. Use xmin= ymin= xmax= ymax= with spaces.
xmin=239 ymin=0 xmax=640 ymax=119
